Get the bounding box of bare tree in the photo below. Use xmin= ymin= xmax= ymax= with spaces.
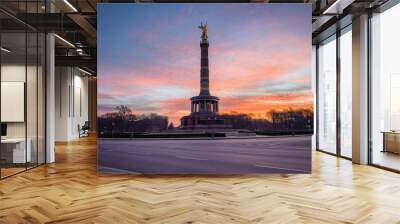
xmin=115 ymin=105 xmax=132 ymax=120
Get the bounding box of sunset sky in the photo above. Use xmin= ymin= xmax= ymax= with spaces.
xmin=98 ymin=4 xmax=312 ymax=125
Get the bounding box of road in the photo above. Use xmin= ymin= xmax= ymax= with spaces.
xmin=98 ymin=136 xmax=311 ymax=174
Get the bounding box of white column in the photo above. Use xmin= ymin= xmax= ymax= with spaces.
xmin=352 ymin=14 xmax=369 ymax=164
xmin=46 ymin=33 xmax=55 ymax=163
xmin=45 ymin=0 xmax=56 ymax=163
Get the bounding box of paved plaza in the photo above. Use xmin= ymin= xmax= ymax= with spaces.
xmin=98 ymin=136 xmax=311 ymax=174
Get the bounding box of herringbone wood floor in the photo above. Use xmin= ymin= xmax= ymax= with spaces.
xmin=1 ymin=136 xmax=400 ymax=224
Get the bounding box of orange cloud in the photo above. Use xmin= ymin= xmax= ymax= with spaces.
xmin=99 ymin=28 xmax=312 ymax=124
xmin=154 ymin=92 xmax=313 ymax=125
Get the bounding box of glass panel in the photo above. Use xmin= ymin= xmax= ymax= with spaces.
xmin=1 ymin=30 xmax=27 ymax=177
xmin=38 ymin=32 xmax=45 ymax=165
xmin=317 ymin=36 xmax=337 ymax=154
xmin=26 ymin=0 xmax=39 ymax=169
xmin=371 ymin=4 xmax=400 ymax=171
xmin=339 ymin=28 xmax=352 ymax=158
xmin=0 ymin=1 xmax=46 ymax=179
xmin=312 ymin=45 xmax=317 ymax=150
xmin=27 ymin=30 xmax=38 ymax=169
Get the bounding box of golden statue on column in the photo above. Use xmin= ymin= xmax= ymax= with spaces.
xmin=198 ymin=22 xmax=208 ymax=41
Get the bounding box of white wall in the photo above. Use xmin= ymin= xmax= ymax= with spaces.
xmin=1 ymin=63 xmax=46 ymax=164
xmin=72 ymin=73 xmax=89 ymax=138
xmin=1 ymin=65 xmax=40 ymax=138
xmin=1 ymin=65 xmax=26 ymax=139
xmin=55 ymin=67 xmax=89 ymax=141
xmin=55 ymin=67 xmax=70 ymax=141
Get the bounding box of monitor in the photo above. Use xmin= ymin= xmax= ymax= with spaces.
xmin=1 ymin=123 xmax=7 ymax=137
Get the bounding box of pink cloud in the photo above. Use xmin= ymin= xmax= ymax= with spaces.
xmin=151 ymin=92 xmax=313 ymax=125
xmin=99 ymin=28 xmax=312 ymax=126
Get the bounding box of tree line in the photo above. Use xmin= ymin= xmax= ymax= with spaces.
xmin=98 ymin=105 xmax=313 ymax=134
xmin=98 ymin=105 xmax=169 ymax=134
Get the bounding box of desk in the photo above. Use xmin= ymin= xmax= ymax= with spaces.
xmin=1 ymin=138 xmax=31 ymax=163
xmin=382 ymin=131 xmax=400 ymax=154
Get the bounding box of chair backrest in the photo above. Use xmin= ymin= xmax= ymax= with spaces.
xmin=82 ymin=121 xmax=90 ymax=129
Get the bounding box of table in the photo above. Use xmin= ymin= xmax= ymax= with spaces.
xmin=382 ymin=131 xmax=400 ymax=154
xmin=1 ymin=138 xmax=31 ymax=163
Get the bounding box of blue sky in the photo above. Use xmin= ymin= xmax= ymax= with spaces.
xmin=98 ymin=4 xmax=312 ymax=124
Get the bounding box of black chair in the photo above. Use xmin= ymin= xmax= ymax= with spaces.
xmin=79 ymin=121 xmax=90 ymax=138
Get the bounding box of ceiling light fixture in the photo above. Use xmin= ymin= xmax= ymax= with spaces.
xmin=1 ymin=47 xmax=11 ymax=53
xmin=322 ymin=0 xmax=342 ymax=14
xmin=322 ymin=0 xmax=354 ymax=15
xmin=54 ymin=34 xmax=75 ymax=48
xmin=63 ymin=0 xmax=78 ymax=12
xmin=78 ymin=67 xmax=93 ymax=76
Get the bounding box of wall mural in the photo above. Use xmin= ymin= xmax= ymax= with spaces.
xmin=98 ymin=3 xmax=313 ymax=174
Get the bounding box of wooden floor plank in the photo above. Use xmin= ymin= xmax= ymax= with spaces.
xmin=0 ymin=136 xmax=399 ymax=223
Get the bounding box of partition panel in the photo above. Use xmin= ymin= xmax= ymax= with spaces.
xmin=339 ymin=27 xmax=353 ymax=158
xmin=0 ymin=31 xmax=28 ymax=178
xmin=370 ymin=3 xmax=400 ymax=171
xmin=317 ymin=35 xmax=337 ymax=154
xmin=0 ymin=1 xmax=47 ymax=179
